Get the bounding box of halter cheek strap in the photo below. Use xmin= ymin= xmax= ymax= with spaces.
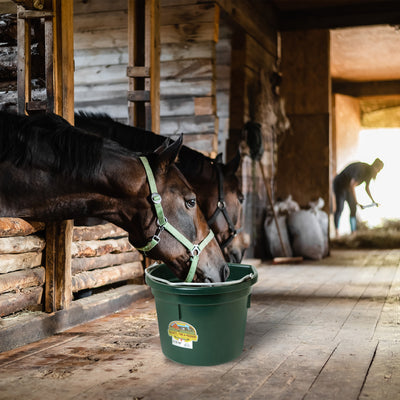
xmin=136 ymin=156 xmax=215 ymax=283
xmin=207 ymin=162 xmax=243 ymax=249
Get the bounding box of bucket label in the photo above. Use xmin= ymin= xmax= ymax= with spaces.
xmin=168 ymin=321 xmax=198 ymax=349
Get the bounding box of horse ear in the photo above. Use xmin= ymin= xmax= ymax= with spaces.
xmin=154 ymin=138 xmax=171 ymax=155
xmin=222 ymin=151 xmax=241 ymax=175
xmin=155 ymin=135 xmax=183 ymax=173
xmin=215 ymin=153 xmax=223 ymax=164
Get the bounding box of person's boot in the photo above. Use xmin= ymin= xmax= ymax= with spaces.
xmin=350 ymin=216 xmax=357 ymax=232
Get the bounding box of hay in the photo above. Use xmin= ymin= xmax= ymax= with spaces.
xmin=331 ymin=219 xmax=400 ymax=249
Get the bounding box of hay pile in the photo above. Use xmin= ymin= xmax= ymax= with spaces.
xmin=331 ymin=219 xmax=400 ymax=249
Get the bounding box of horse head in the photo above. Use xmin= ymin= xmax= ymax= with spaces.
xmin=205 ymin=152 xmax=249 ymax=263
xmin=126 ymin=137 xmax=229 ymax=283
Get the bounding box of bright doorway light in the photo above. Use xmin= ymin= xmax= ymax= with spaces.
xmin=355 ymin=128 xmax=400 ymax=227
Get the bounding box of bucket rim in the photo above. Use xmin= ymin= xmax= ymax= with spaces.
xmin=145 ymin=262 xmax=257 ymax=288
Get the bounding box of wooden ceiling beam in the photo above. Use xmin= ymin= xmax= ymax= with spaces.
xmin=332 ymin=79 xmax=400 ymax=97
xmin=279 ymin=1 xmax=400 ymax=30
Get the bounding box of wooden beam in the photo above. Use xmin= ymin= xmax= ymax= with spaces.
xmin=42 ymin=0 xmax=75 ymax=312
xmin=45 ymin=220 xmax=72 ymax=312
xmin=279 ymin=1 xmax=400 ymax=30
xmin=332 ymin=80 xmax=400 ymax=98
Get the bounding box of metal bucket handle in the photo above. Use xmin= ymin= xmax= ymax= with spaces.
xmin=145 ymin=264 xmax=255 ymax=287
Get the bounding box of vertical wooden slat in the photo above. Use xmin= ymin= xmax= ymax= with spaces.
xmin=44 ymin=0 xmax=74 ymax=312
xmin=128 ymin=0 xmax=160 ymax=132
xmin=150 ymin=0 xmax=160 ymax=133
xmin=17 ymin=6 xmax=31 ymax=114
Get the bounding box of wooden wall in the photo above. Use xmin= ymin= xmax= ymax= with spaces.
xmin=333 ymin=93 xmax=361 ymax=173
xmin=277 ymin=29 xmax=331 ymax=212
xmin=73 ymin=0 xmax=129 ymax=121
xmin=159 ymin=0 xmax=220 ymax=154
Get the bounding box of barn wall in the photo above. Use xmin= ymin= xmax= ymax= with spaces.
xmin=277 ymin=29 xmax=331 ymax=212
xmin=73 ymin=0 xmax=129 ymax=121
xmin=333 ymin=93 xmax=361 ymax=173
xmin=159 ymin=1 xmax=219 ymax=154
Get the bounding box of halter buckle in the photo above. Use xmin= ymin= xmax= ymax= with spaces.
xmin=151 ymin=193 xmax=162 ymax=204
xmin=217 ymin=200 xmax=226 ymax=210
xmin=190 ymin=244 xmax=201 ymax=258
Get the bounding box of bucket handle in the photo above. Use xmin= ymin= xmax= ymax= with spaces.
xmin=145 ymin=264 xmax=255 ymax=287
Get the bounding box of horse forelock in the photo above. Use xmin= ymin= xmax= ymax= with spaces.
xmin=0 ymin=111 xmax=135 ymax=180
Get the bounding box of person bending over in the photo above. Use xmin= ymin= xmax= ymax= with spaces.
xmin=333 ymin=158 xmax=384 ymax=236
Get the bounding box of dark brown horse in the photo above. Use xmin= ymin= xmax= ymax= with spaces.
xmin=0 ymin=111 xmax=229 ymax=282
xmin=74 ymin=112 xmax=247 ymax=263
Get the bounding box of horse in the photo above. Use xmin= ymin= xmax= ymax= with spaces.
xmin=74 ymin=112 xmax=248 ymax=263
xmin=0 ymin=111 xmax=229 ymax=283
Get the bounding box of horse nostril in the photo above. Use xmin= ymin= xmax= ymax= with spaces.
xmin=221 ymin=264 xmax=230 ymax=281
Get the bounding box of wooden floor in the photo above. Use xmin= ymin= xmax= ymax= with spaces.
xmin=1 ymin=249 xmax=400 ymax=400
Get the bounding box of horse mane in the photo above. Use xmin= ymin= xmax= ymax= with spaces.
xmin=75 ymin=111 xmax=217 ymax=181
xmin=0 ymin=111 xmax=135 ymax=180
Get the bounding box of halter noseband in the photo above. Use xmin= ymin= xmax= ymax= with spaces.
xmin=136 ymin=156 xmax=215 ymax=283
xmin=207 ymin=162 xmax=243 ymax=249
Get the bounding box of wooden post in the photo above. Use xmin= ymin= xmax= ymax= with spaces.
xmin=44 ymin=0 xmax=74 ymax=312
xmin=127 ymin=0 xmax=160 ymax=133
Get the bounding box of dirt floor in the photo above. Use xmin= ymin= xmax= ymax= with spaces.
xmin=1 ymin=249 xmax=400 ymax=399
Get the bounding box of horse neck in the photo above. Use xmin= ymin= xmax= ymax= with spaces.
xmin=75 ymin=114 xmax=165 ymax=152
xmin=0 ymin=154 xmax=145 ymax=227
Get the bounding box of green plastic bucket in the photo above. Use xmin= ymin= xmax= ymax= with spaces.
xmin=145 ymin=263 xmax=258 ymax=366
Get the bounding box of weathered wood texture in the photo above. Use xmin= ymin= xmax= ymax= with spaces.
xmin=73 ymin=0 xmax=129 ymax=121
xmin=277 ymin=29 xmax=331 ymax=212
xmin=1 ymin=249 xmax=399 ymax=399
xmin=0 ymin=218 xmax=44 ymax=238
xmin=0 ymin=220 xmax=45 ymax=318
xmin=71 ymin=223 xmax=143 ymax=296
xmin=0 ymin=286 xmax=43 ymax=317
xmin=159 ymin=0 xmax=219 ymax=155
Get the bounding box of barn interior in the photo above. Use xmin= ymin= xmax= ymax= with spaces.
xmin=0 ymin=0 xmax=399 ymax=361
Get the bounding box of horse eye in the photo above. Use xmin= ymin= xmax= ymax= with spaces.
xmin=238 ymin=194 xmax=244 ymax=204
xmin=185 ymin=198 xmax=196 ymax=209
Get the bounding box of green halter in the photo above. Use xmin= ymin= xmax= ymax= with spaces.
xmin=136 ymin=156 xmax=215 ymax=282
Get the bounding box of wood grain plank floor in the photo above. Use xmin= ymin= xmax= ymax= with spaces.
xmin=0 ymin=249 xmax=399 ymax=400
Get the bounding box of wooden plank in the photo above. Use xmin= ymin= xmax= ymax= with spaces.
xmin=160 ymin=78 xmax=213 ymax=96
xmin=360 ymin=340 xmax=400 ymax=399
xmin=160 ymin=3 xmax=217 ymax=25
xmin=0 ymin=235 xmax=45 ymax=254
xmin=74 ymin=48 xmax=129 ymax=69
xmin=161 ymin=58 xmax=213 ymax=79
xmin=0 ymin=252 xmax=43 ymax=274
xmin=45 ymin=220 xmax=73 ymax=313
xmin=0 ymin=267 xmax=45 ymax=294
xmin=74 ymin=64 xmax=128 ymax=86
xmin=74 ymin=10 xmax=128 ymax=32
xmin=160 ymin=23 xmax=216 ymax=44
xmin=0 ymin=219 xmax=44 ymax=238
xmin=194 ymin=96 xmax=214 ymax=115
xmin=127 ymin=90 xmax=150 ymax=102
xmin=332 ymin=79 xmax=400 ymax=97
xmin=160 ymin=41 xmax=214 ymax=61
xmin=0 ymin=284 xmax=151 ymax=353
xmin=73 ymin=223 xmax=128 ymax=242
xmin=72 ymin=238 xmax=134 ymax=258
xmin=150 ymin=0 xmax=160 ymax=133
xmin=160 ymin=97 xmax=195 ymax=117
xmin=71 ymin=251 xmax=141 ymax=275
xmin=71 ymin=261 xmax=143 ymax=292
xmin=160 ymin=114 xmax=217 ymax=134
xmin=74 ymin=30 xmax=127 ymax=50
xmin=74 ymin=0 xmax=127 ymax=15
xmin=304 ymin=341 xmax=379 ymax=400
xmin=126 ymin=66 xmax=150 ymax=78
xmin=0 ymin=287 xmax=43 ymax=317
